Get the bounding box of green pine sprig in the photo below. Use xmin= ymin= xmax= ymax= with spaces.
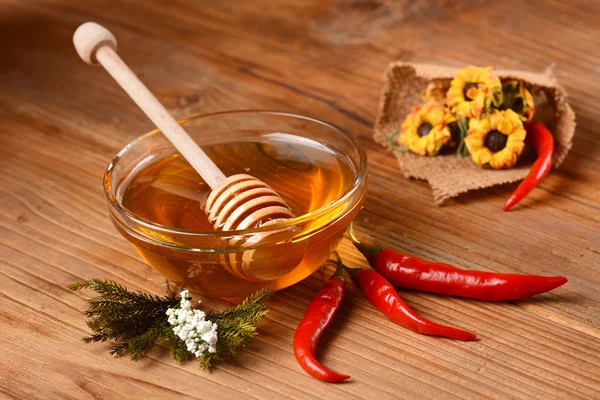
xmin=69 ymin=279 xmax=271 ymax=369
xmin=200 ymin=288 xmax=271 ymax=369
xmin=68 ymin=279 xmax=179 ymax=359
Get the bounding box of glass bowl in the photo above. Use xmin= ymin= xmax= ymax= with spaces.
xmin=104 ymin=111 xmax=367 ymax=297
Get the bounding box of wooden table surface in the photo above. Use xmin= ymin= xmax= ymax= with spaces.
xmin=1 ymin=1 xmax=599 ymax=399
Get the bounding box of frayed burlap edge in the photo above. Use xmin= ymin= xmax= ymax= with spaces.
xmin=374 ymin=62 xmax=576 ymax=205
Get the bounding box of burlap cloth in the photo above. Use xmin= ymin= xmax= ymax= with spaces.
xmin=374 ymin=62 xmax=576 ymax=204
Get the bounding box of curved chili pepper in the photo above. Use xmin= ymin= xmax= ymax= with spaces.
xmin=503 ymin=121 xmax=554 ymax=211
xmin=350 ymin=229 xmax=567 ymax=301
xmin=293 ymin=263 xmax=350 ymax=383
xmin=346 ymin=267 xmax=476 ymax=341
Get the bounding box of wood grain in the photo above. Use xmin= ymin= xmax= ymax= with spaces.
xmin=1 ymin=0 xmax=599 ymax=399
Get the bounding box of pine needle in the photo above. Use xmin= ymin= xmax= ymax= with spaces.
xmin=69 ymin=279 xmax=271 ymax=369
xmin=199 ymin=288 xmax=272 ymax=370
xmin=69 ymin=279 xmax=178 ymax=360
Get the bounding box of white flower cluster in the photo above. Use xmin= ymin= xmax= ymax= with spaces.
xmin=166 ymin=290 xmax=218 ymax=357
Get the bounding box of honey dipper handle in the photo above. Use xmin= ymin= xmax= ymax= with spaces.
xmin=73 ymin=22 xmax=226 ymax=189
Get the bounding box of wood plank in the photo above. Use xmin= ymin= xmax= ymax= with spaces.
xmin=0 ymin=0 xmax=599 ymax=398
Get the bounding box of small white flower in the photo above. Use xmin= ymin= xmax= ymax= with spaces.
xmin=166 ymin=290 xmax=218 ymax=359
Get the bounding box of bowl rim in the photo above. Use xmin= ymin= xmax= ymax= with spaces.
xmin=103 ymin=110 xmax=367 ymax=239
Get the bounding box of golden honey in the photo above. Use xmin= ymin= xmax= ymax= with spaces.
xmin=115 ymin=136 xmax=363 ymax=297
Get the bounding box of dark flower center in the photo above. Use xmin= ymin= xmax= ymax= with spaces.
xmin=417 ymin=123 xmax=433 ymax=137
xmin=463 ymin=82 xmax=479 ymax=100
xmin=484 ymin=130 xmax=508 ymax=152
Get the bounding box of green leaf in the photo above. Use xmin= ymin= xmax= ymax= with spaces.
xmin=455 ymin=117 xmax=470 ymax=158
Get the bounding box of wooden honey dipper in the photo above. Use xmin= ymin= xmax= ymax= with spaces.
xmin=74 ymin=23 xmax=301 ymax=281
xmin=73 ymin=22 xmax=295 ymax=233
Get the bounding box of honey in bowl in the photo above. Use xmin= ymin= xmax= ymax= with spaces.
xmin=105 ymin=111 xmax=366 ymax=297
xmin=123 ymin=140 xmax=351 ymax=234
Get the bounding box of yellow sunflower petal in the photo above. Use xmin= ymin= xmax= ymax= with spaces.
xmin=454 ymin=102 xmax=475 ymax=118
xmin=422 ymin=103 xmax=444 ymax=123
xmin=468 ymin=117 xmax=490 ymax=135
xmin=489 ymin=148 xmax=518 ymax=169
xmin=447 ymin=66 xmax=502 ymax=118
xmin=472 ymin=148 xmax=493 ymax=166
xmin=464 ymin=109 xmax=526 ymax=169
xmin=506 ymin=126 xmax=526 ymax=144
xmin=443 ymin=111 xmax=456 ymax=125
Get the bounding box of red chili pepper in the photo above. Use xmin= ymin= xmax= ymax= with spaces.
xmin=294 ymin=263 xmax=350 ymax=383
xmin=350 ymin=230 xmax=567 ymax=301
xmin=503 ymin=121 xmax=555 ymax=211
xmin=346 ymin=267 xmax=476 ymax=341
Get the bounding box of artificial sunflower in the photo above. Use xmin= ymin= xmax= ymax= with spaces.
xmin=398 ymin=102 xmax=455 ymax=156
xmin=464 ymin=109 xmax=526 ymax=169
xmin=446 ymin=66 xmax=503 ymax=119
xmin=501 ymin=80 xmax=535 ymax=123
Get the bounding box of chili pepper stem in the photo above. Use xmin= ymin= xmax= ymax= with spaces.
xmin=342 ymin=265 xmax=360 ymax=286
xmin=323 ymin=253 xmax=346 ymax=281
xmin=331 ymin=262 xmax=345 ymax=281
xmin=347 ymin=224 xmax=383 ymax=265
